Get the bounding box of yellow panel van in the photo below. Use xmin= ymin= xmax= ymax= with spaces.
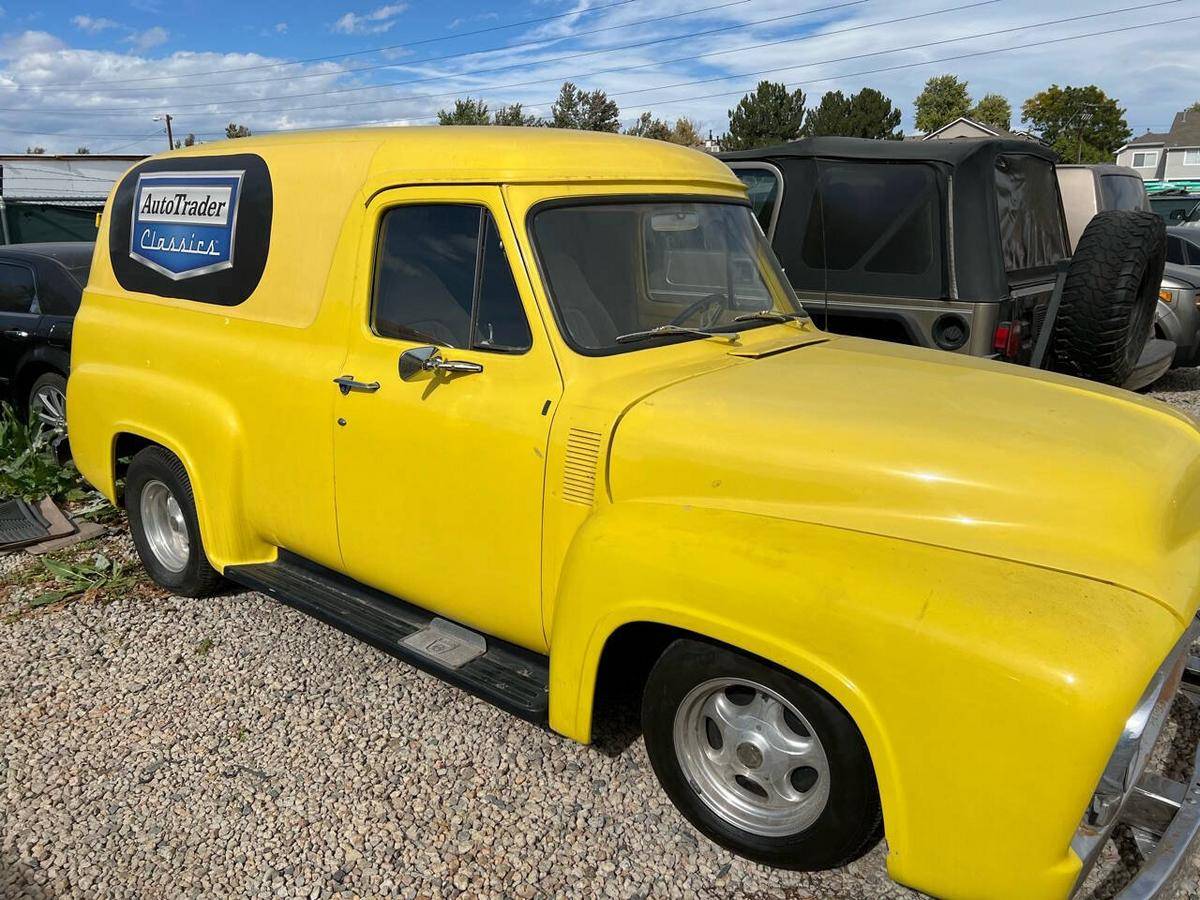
xmin=68 ymin=127 xmax=1200 ymax=898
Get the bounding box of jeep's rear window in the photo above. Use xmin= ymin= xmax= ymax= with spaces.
xmin=372 ymin=204 xmax=532 ymax=353
xmin=1099 ymin=174 xmax=1148 ymax=212
xmin=994 ymin=154 xmax=1069 ymax=275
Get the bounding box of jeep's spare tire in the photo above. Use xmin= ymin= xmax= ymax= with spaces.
xmin=1053 ymin=210 xmax=1166 ymax=386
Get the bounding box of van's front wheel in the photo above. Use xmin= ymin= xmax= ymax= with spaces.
xmin=642 ymin=638 xmax=882 ymax=870
xmin=126 ymin=446 xmax=223 ymax=597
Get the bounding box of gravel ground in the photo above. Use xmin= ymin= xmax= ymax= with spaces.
xmin=5 ymin=373 xmax=1200 ymax=899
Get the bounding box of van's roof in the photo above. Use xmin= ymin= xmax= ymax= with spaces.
xmin=165 ymin=126 xmax=742 ymax=190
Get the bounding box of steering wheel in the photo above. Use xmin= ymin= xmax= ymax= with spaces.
xmin=670 ymin=292 xmax=728 ymax=328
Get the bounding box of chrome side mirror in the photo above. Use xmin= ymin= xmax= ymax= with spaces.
xmin=399 ymin=345 xmax=484 ymax=381
xmin=399 ymin=346 xmax=440 ymax=381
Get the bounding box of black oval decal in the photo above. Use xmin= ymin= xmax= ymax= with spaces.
xmin=109 ymin=152 xmax=272 ymax=306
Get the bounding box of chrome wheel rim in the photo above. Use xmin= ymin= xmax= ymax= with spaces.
xmin=673 ymin=677 xmax=830 ymax=837
xmin=30 ymin=383 xmax=67 ymax=450
xmin=139 ymin=480 xmax=190 ymax=573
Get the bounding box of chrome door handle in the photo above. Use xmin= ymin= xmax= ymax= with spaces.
xmin=431 ymin=358 xmax=484 ymax=375
xmin=333 ymin=375 xmax=381 ymax=395
xmin=3 ymin=329 xmax=30 ymax=340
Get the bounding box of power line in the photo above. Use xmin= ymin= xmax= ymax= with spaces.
xmin=11 ymin=0 xmax=653 ymax=90
xmin=2 ymin=0 xmax=867 ymax=114
xmin=5 ymin=12 xmax=1189 ymax=144
xmin=23 ymin=0 xmax=754 ymax=96
xmin=214 ymin=12 xmax=1200 ymax=133
xmin=19 ymin=0 xmax=1172 ymax=123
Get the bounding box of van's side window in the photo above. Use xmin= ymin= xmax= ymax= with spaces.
xmin=372 ymin=204 xmax=532 ymax=352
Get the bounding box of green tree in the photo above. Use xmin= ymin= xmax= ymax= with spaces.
xmin=492 ymin=103 xmax=541 ymax=126
xmin=225 ymin=123 xmax=252 ymax=139
xmin=437 ymin=98 xmax=491 ymax=126
xmin=723 ymin=81 xmax=806 ymax=151
xmin=1189 ymin=100 xmax=1200 ymax=112
xmin=1020 ymin=84 xmax=1131 ymax=163
xmin=803 ymin=88 xmax=902 ymax=139
xmin=671 ymin=117 xmax=703 ymax=148
xmin=75 ymin=146 xmax=91 ymax=154
xmin=25 ymin=146 xmax=45 ymax=154
xmin=969 ymin=92 xmax=1012 ymax=131
xmin=174 ymin=133 xmax=197 ymax=149
xmin=626 ymin=111 xmax=674 ymax=141
xmin=914 ymin=74 xmax=971 ymax=133
xmin=550 ymin=82 xmax=620 ymax=132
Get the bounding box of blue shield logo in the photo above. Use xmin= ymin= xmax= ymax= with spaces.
xmin=129 ymin=171 xmax=244 ymax=280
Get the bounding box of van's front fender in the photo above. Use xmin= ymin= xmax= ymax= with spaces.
xmin=547 ymin=500 xmax=1181 ymax=899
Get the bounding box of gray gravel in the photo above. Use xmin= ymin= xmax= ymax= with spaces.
xmin=5 ymin=373 xmax=1200 ymax=899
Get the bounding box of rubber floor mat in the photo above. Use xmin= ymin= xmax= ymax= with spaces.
xmin=0 ymin=499 xmax=51 ymax=549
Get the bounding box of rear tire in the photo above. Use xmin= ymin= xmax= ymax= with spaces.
xmin=1053 ymin=210 xmax=1166 ymax=385
xmin=27 ymin=371 xmax=69 ymax=459
xmin=642 ymin=638 xmax=882 ymax=870
xmin=126 ymin=446 xmax=223 ymax=597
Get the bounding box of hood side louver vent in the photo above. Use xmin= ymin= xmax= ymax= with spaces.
xmin=563 ymin=428 xmax=602 ymax=506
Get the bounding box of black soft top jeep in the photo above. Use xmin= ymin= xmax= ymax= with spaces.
xmin=722 ymin=137 xmax=1167 ymax=387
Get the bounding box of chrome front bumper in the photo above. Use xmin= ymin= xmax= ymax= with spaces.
xmin=1108 ymin=656 xmax=1200 ymax=899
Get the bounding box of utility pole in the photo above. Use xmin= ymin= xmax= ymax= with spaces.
xmin=164 ymin=114 xmax=174 ymax=151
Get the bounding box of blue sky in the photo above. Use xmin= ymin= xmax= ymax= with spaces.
xmin=0 ymin=0 xmax=1195 ymax=153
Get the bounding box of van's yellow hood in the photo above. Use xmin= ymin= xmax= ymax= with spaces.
xmin=609 ymin=335 xmax=1200 ymax=623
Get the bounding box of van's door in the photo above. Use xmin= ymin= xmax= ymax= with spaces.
xmin=332 ymin=186 xmax=563 ymax=652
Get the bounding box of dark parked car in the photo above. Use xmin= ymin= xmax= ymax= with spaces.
xmin=722 ymin=137 xmax=1168 ymax=389
xmin=1151 ymin=190 xmax=1200 ymax=226
xmin=0 ymin=242 xmax=92 ymax=448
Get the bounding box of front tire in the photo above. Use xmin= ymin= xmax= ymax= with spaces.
xmin=126 ymin=446 xmax=223 ymax=597
xmin=642 ymin=638 xmax=882 ymax=870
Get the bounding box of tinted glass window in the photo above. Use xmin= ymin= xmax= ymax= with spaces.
xmin=994 ymin=154 xmax=1069 ymax=273
xmin=1150 ymin=198 xmax=1200 ymax=224
xmin=0 ymin=264 xmax=35 ymax=314
xmin=534 ymin=202 xmax=801 ymax=353
xmin=1187 ymin=240 xmax=1200 ymax=267
xmin=733 ymin=168 xmax=781 ymax=234
xmin=374 ymin=205 xmax=477 ymax=347
xmin=1100 ymin=175 xmax=1148 ymax=211
xmin=1169 ymin=236 xmax=1187 ymax=265
xmin=804 ymin=161 xmax=939 ymax=276
xmin=373 ymin=204 xmax=531 ymax=352
xmin=475 ymin=215 xmax=532 ymax=351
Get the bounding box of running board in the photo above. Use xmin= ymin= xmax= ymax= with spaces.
xmin=225 ymin=551 xmax=549 ymax=724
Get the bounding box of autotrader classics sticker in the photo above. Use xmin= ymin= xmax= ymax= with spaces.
xmin=129 ymin=170 xmax=244 ymax=280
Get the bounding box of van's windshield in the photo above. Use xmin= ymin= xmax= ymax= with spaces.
xmin=532 ymin=200 xmax=805 ymax=354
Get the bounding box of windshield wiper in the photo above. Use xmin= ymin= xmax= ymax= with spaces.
xmin=615 ymin=324 xmax=740 ymax=345
xmin=732 ymin=310 xmax=809 ymax=325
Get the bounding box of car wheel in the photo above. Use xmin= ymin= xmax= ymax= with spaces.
xmin=1053 ymin=210 xmax=1166 ymax=386
xmin=27 ymin=371 xmax=69 ymax=457
xmin=642 ymin=638 xmax=882 ymax=870
xmin=126 ymin=446 xmax=223 ymax=597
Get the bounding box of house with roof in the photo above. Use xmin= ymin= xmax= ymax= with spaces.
xmin=1115 ymin=108 xmax=1200 ymax=183
xmin=918 ymin=116 xmax=1043 ymax=143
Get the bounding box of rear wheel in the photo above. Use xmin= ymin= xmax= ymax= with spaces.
xmin=126 ymin=446 xmax=223 ymax=597
xmin=642 ymin=638 xmax=882 ymax=869
xmin=27 ymin=371 xmax=69 ymax=457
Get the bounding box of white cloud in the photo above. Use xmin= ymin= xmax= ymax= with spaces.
xmin=125 ymin=25 xmax=168 ymax=53
xmin=274 ymin=22 xmax=288 ymax=34
xmin=331 ymin=4 xmax=408 ymax=35
xmin=0 ymin=0 xmax=1193 ymax=155
xmin=72 ymin=14 xmax=121 ymax=33
xmin=449 ymin=11 xmax=499 ymax=30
